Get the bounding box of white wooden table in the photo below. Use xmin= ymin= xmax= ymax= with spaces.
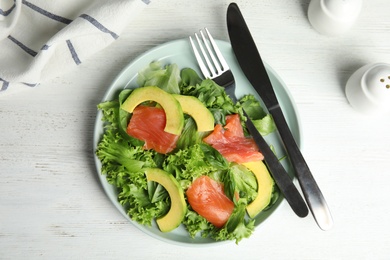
xmin=1 ymin=0 xmax=390 ymax=259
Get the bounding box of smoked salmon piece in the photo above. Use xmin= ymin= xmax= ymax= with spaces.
xmin=186 ymin=176 xmax=234 ymax=228
xmin=203 ymin=114 xmax=264 ymax=163
xmin=127 ymin=105 xmax=179 ymax=154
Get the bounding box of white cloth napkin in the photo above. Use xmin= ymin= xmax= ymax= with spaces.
xmin=0 ymin=0 xmax=151 ymax=94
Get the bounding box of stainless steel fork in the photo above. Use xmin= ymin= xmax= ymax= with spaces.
xmin=189 ymin=29 xmax=236 ymax=101
xmin=189 ymin=28 xmax=309 ymax=218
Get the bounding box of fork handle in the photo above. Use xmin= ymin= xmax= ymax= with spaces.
xmin=270 ymin=106 xmax=334 ymax=230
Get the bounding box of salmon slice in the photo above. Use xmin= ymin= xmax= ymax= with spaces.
xmin=186 ymin=176 xmax=234 ymax=228
xmin=203 ymin=114 xmax=264 ymax=163
xmin=127 ymin=105 xmax=179 ymax=154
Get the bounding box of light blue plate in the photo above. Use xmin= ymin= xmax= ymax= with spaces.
xmin=93 ymin=39 xmax=302 ymax=246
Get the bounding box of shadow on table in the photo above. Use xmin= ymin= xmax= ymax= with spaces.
xmin=297 ymin=0 xmax=311 ymax=21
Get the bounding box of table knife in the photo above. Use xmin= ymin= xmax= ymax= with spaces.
xmin=227 ymin=2 xmax=333 ymax=230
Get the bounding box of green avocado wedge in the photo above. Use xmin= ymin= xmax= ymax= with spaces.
xmin=242 ymin=161 xmax=274 ymax=218
xmin=120 ymin=86 xmax=184 ymax=135
xmin=172 ymin=94 xmax=215 ymax=132
xmin=145 ymin=168 xmax=186 ymax=232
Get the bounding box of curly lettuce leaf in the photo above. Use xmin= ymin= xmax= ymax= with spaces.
xmin=183 ymin=209 xmax=215 ymax=238
xmin=98 ymin=100 xmax=119 ymax=128
xmin=211 ymin=199 xmax=255 ymax=244
xmin=96 ymin=96 xmax=171 ymax=226
xmin=183 ymin=199 xmax=255 ymax=244
xmin=96 ymin=129 xmax=149 ymax=176
xmin=163 ymin=144 xmax=219 ymax=189
xmin=96 ymin=128 xmax=168 ymax=225
xmin=180 ymin=71 xmax=238 ymax=125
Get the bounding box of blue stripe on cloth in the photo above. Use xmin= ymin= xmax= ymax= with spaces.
xmin=0 ymin=1 xmax=16 ymax=16
xmin=22 ymin=82 xmax=39 ymax=87
xmin=0 ymin=78 xmax=10 ymax=91
xmin=22 ymin=0 xmax=72 ymax=24
xmin=79 ymin=14 xmax=119 ymax=39
xmin=66 ymin=40 xmax=81 ymax=65
xmin=7 ymin=35 xmax=38 ymax=57
xmin=41 ymin=44 xmax=50 ymax=50
xmin=0 ymin=78 xmax=38 ymax=90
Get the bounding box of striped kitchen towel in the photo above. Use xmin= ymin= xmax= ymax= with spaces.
xmin=0 ymin=0 xmax=151 ymax=94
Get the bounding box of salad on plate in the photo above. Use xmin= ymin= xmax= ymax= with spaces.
xmin=95 ymin=61 xmax=281 ymax=243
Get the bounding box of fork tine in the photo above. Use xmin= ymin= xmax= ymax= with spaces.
xmin=190 ymin=28 xmax=230 ymax=80
xmin=195 ymin=32 xmax=216 ymax=77
xmin=204 ymin=28 xmax=229 ymax=72
xmin=189 ymin=35 xmax=211 ymax=79
xmin=199 ymin=30 xmax=222 ymax=75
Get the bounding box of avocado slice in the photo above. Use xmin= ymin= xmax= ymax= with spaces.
xmin=121 ymin=86 xmax=184 ymax=135
xmin=242 ymin=161 xmax=274 ymax=218
xmin=145 ymin=168 xmax=186 ymax=232
xmin=172 ymin=94 xmax=215 ymax=132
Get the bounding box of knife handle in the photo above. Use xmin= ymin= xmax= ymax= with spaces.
xmin=271 ymin=106 xmax=334 ymax=230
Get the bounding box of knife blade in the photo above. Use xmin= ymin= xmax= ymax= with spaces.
xmin=227 ymin=2 xmax=333 ymax=230
xmin=242 ymin=110 xmax=308 ymax=218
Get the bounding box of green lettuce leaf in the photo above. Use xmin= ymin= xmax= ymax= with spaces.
xmin=137 ymin=61 xmax=181 ymax=94
xmin=98 ymin=100 xmax=119 ymax=129
xmin=163 ymin=144 xmax=217 ymax=189
xmin=180 ymin=74 xmax=238 ymax=125
xmin=239 ymin=94 xmax=276 ymax=135
xmin=180 ymin=67 xmax=203 ymax=87
xmin=211 ymin=199 xmax=255 ymax=244
xmin=222 ymin=164 xmax=258 ymax=203
xmin=175 ymin=117 xmax=208 ymax=150
xmin=182 ymin=209 xmax=215 ymax=238
xmin=96 ymin=95 xmax=170 ymax=226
